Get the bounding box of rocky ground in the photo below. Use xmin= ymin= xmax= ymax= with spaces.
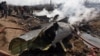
xmin=0 ymin=16 xmax=100 ymax=56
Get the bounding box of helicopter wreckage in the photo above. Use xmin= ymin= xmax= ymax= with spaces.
xmin=8 ymin=18 xmax=100 ymax=55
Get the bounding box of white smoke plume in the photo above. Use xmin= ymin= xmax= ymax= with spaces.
xmin=58 ymin=0 xmax=100 ymax=25
xmin=32 ymin=0 xmax=100 ymax=25
xmin=68 ymin=8 xmax=100 ymax=25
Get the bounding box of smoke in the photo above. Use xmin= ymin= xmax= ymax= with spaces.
xmin=32 ymin=0 xmax=100 ymax=25
xmin=68 ymin=8 xmax=100 ymax=25
xmin=33 ymin=8 xmax=64 ymax=21
xmin=33 ymin=8 xmax=49 ymax=16
xmin=57 ymin=0 xmax=100 ymax=25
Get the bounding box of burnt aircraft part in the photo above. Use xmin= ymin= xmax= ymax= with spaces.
xmin=62 ymin=34 xmax=73 ymax=49
xmin=52 ymin=22 xmax=73 ymax=47
xmin=79 ymin=24 xmax=92 ymax=33
xmin=9 ymin=38 xmax=27 ymax=54
xmin=80 ymin=32 xmax=100 ymax=48
xmin=35 ymin=15 xmax=50 ymax=22
xmin=9 ymin=22 xmax=59 ymax=54
xmin=19 ymin=43 xmax=66 ymax=56
xmin=44 ymin=22 xmax=59 ymax=41
xmin=19 ymin=49 xmax=43 ymax=56
xmin=20 ymin=23 xmax=73 ymax=56
xmin=59 ymin=17 xmax=69 ymax=23
xmin=29 ymin=22 xmax=59 ymax=50
xmin=9 ymin=21 xmax=100 ymax=55
xmin=52 ymin=14 xmax=59 ymax=22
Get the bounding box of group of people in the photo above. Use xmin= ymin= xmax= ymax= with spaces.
xmin=0 ymin=1 xmax=35 ymax=18
xmin=0 ymin=1 xmax=55 ymax=19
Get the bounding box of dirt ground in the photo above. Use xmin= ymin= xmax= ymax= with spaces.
xmin=0 ymin=16 xmax=100 ymax=56
xmin=0 ymin=16 xmax=27 ymax=56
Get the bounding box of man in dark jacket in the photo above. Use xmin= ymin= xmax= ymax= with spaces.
xmin=0 ymin=1 xmax=8 ymax=18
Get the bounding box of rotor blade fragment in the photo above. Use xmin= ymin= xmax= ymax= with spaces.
xmin=80 ymin=32 xmax=100 ymax=48
xmin=19 ymin=22 xmax=54 ymax=41
xmin=20 ymin=29 xmax=42 ymax=41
